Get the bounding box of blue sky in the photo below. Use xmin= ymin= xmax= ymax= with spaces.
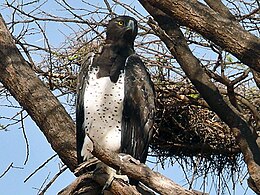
xmin=0 ymin=0 xmax=256 ymax=194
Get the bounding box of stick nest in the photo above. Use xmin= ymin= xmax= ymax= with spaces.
xmin=150 ymin=81 xmax=241 ymax=166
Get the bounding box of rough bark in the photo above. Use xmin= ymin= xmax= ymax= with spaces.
xmin=58 ymin=171 xmax=142 ymax=195
xmin=145 ymin=0 xmax=260 ymax=72
xmin=204 ymin=0 xmax=236 ymax=21
xmin=0 ymin=14 xmax=77 ymax=171
xmin=138 ymin=1 xmax=260 ymax=194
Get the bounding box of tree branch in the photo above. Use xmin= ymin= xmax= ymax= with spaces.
xmin=90 ymin=140 xmax=198 ymax=195
xmin=0 ymin=14 xmax=77 ymax=171
xmin=143 ymin=0 xmax=260 ymax=72
xmin=204 ymin=0 xmax=236 ymax=21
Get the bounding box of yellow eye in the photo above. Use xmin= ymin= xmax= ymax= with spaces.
xmin=118 ymin=21 xmax=124 ymax=26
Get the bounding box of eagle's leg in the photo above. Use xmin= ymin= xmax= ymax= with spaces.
xmin=95 ymin=163 xmax=128 ymax=194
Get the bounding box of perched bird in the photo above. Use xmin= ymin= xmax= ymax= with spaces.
xmin=76 ymin=15 xmax=155 ymax=185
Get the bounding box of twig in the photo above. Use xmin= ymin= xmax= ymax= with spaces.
xmin=35 ymin=172 xmax=51 ymax=194
xmin=0 ymin=162 xmax=13 ymax=178
xmin=39 ymin=166 xmax=67 ymax=195
xmin=20 ymin=111 xmax=30 ymax=165
xmin=24 ymin=154 xmax=58 ymax=183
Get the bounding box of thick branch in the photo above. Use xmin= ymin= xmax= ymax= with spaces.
xmin=59 ymin=171 xmax=143 ymax=195
xmin=58 ymin=173 xmax=102 ymax=195
xmin=144 ymin=0 xmax=260 ymax=72
xmin=60 ymin=140 xmax=204 ymax=195
xmin=91 ymin=140 xmax=197 ymax=195
xmin=0 ymin=14 xmax=77 ymax=171
xmin=204 ymin=0 xmax=236 ymax=21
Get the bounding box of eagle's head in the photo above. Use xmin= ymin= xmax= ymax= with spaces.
xmin=106 ymin=16 xmax=138 ymax=48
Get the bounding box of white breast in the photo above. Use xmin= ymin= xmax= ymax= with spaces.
xmin=81 ymin=67 xmax=125 ymax=161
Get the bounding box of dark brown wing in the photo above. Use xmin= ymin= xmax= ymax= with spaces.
xmin=121 ymin=54 xmax=155 ymax=163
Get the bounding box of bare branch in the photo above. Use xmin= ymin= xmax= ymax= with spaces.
xmin=24 ymin=154 xmax=58 ymax=183
xmin=20 ymin=111 xmax=30 ymax=165
xmin=39 ymin=166 xmax=67 ymax=195
xmin=143 ymin=0 xmax=260 ymax=72
xmin=0 ymin=162 xmax=13 ymax=178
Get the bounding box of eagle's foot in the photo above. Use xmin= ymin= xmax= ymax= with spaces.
xmin=101 ymin=166 xmax=128 ymax=194
xmin=118 ymin=153 xmax=140 ymax=165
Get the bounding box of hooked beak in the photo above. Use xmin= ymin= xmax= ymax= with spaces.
xmin=126 ymin=19 xmax=135 ymax=34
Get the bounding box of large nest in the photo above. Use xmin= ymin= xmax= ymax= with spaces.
xmin=150 ymin=81 xmax=241 ymax=167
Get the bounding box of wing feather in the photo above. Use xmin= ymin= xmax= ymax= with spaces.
xmin=76 ymin=53 xmax=95 ymax=164
xmin=121 ymin=54 xmax=155 ymax=163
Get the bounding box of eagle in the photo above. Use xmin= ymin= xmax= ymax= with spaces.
xmin=76 ymin=15 xmax=155 ymax=185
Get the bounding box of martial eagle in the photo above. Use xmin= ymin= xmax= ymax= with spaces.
xmin=76 ymin=15 xmax=155 ymax=184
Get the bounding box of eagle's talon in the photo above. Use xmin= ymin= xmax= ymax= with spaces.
xmin=101 ymin=170 xmax=129 ymax=194
xmin=119 ymin=153 xmax=140 ymax=165
xmin=101 ymin=175 xmax=115 ymax=194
